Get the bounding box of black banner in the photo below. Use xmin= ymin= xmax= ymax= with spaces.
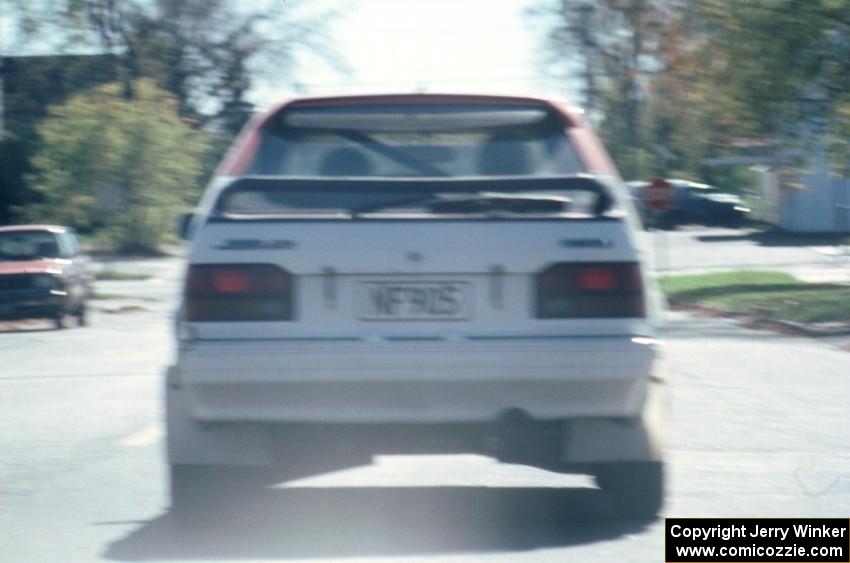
xmin=666 ymin=518 xmax=849 ymax=562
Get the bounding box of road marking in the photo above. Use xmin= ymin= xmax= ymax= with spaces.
xmin=119 ymin=425 xmax=163 ymax=447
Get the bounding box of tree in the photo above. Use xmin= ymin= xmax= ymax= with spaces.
xmin=24 ymin=80 xmax=209 ymax=253
xmin=531 ymin=0 xmax=850 ymax=187
xmin=704 ymin=1 xmax=850 ymax=148
xmin=55 ymin=0 xmax=344 ymax=132
xmin=641 ymin=2 xmax=745 ymax=178
xmin=3 ymin=0 xmax=345 ymax=225
xmin=675 ymin=0 xmax=850 ymax=181
xmin=533 ymin=0 xmax=683 ymax=179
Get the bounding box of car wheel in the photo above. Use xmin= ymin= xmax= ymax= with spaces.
xmin=595 ymin=461 xmax=664 ymax=520
xmin=657 ymin=214 xmax=677 ymax=231
xmin=53 ymin=313 xmax=66 ymax=330
xmin=727 ymin=214 xmax=745 ymax=228
xmin=76 ymin=304 xmax=88 ymax=327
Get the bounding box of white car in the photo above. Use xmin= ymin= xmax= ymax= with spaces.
xmin=168 ymin=93 xmax=665 ymax=523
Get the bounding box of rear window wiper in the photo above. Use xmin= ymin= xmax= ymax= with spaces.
xmin=338 ymin=130 xmax=450 ymax=177
xmin=353 ymin=192 xmax=571 ymax=216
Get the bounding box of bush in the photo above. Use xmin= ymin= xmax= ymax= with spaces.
xmin=23 ymin=80 xmax=209 ymax=253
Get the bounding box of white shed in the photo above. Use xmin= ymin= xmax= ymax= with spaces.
xmin=755 ymin=158 xmax=850 ymax=233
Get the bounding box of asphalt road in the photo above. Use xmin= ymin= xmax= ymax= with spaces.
xmin=643 ymin=226 xmax=850 ymax=281
xmin=1 ymin=228 xmax=849 ymax=562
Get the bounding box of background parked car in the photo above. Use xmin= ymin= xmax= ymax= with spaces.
xmin=627 ymin=179 xmax=750 ymax=229
xmin=0 ymin=225 xmax=93 ymax=329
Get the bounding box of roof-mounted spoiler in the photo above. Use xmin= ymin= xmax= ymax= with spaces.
xmin=215 ymin=175 xmax=617 ymax=216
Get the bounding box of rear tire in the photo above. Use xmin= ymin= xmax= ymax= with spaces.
xmin=76 ymin=304 xmax=88 ymax=327
xmin=53 ymin=313 xmax=66 ymax=330
xmin=657 ymin=213 xmax=678 ymax=230
xmin=727 ymin=214 xmax=745 ymax=229
xmin=595 ymin=461 xmax=664 ymax=520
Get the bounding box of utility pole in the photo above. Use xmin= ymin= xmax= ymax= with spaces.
xmin=626 ymin=0 xmax=646 ymax=179
xmin=576 ymin=2 xmax=597 ymax=120
xmin=1 ymin=53 xmax=4 ymax=141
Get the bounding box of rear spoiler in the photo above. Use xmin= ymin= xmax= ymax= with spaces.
xmin=212 ymin=174 xmax=618 ymax=218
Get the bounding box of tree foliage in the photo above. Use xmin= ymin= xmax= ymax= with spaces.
xmin=24 ymin=80 xmax=209 ymax=253
xmin=54 ymin=0 xmax=342 ymax=133
xmin=705 ymin=0 xmax=850 ymax=173
xmin=534 ymin=0 xmax=683 ymax=179
xmin=3 ymin=0 xmax=344 ymax=246
xmin=534 ymin=0 xmax=850 ymax=185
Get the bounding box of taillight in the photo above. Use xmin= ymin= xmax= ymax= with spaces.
xmin=536 ymin=262 xmax=645 ymax=318
xmin=184 ymin=264 xmax=293 ymax=321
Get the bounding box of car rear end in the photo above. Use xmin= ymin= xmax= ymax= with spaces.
xmin=168 ymin=94 xmax=665 ymax=520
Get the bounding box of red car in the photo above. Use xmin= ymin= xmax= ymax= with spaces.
xmin=0 ymin=225 xmax=93 ymax=329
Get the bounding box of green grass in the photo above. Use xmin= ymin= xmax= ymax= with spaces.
xmin=94 ymin=270 xmax=152 ymax=281
xmin=660 ymin=271 xmax=850 ymax=324
xmin=660 ymin=271 xmax=800 ymax=296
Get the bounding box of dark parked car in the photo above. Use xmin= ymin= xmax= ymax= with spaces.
xmin=628 ymin=179 xmax=750 ymax=229
xmin=0 ymin=225 xmax=93 ymax=329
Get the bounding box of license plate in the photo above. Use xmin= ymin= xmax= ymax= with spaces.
xmin=355 ymin=281 xmax=472 ymax=320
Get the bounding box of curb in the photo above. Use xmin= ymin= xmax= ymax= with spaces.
xmin=770 ymin=319 xmax=850 ymax=337
xmin=669 ymin=303 xmax=850 ymax=337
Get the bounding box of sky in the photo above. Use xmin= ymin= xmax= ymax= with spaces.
xmin=250 ymin=0 xmax=579 ymax=109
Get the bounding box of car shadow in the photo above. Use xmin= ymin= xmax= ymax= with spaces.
xmin=695 ymin=229 xmax=848 ymax=247
xmin=104 ymin=486 xmax=654 ymax=560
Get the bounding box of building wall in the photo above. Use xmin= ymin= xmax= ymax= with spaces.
xmin=756 ymin=165 xmax=850 ymax=233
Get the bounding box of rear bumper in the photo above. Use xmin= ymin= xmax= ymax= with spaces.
xmin=175 ymin=335 xmax=660 ymax=423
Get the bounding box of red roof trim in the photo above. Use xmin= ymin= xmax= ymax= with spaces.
xmin=289 ymin=92 xmax=556 ymax=106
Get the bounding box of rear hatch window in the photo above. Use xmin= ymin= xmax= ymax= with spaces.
xmin=0 ymin=231 xmax=62 ymax=261
xmin=248 ymin=103 xmax=583 ymax=178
